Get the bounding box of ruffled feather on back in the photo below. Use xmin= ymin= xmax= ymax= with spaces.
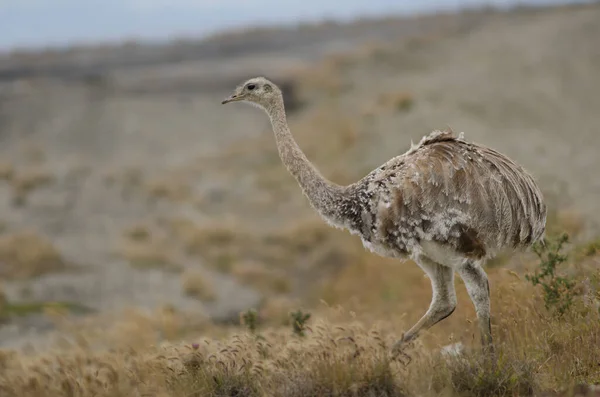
xmin=348 ymin=129 xmax=546 ymax=259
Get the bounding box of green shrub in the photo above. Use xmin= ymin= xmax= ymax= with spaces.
xmin=526 ymin=233 xmax=576 ymax=316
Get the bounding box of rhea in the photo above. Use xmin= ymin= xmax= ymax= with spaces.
xmin=221 ymin=77 xmax=547 ymax=358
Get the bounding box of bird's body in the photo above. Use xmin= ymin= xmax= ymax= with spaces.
xmin=330 ymin=129 xmax=546 ymax=267
xmin=222 ymin=77 xmax=547 ymax=360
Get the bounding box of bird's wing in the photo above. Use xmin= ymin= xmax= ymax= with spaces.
xmin=370 ymin=130 xmax=546 ymax=257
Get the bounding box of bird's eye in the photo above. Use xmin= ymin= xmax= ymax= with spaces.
xmin=247 ymin=84 xmax=256 ymax=91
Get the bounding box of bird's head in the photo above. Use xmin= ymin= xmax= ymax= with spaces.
xmin=221 ymin=77 xmax=280 ymax=109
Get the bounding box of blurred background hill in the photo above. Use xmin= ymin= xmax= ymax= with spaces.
xmin=0 ymin=1 xmax=599 ymax=392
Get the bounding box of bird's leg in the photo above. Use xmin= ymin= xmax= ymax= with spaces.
xmin=391 ymin=256 xmax=456 ymax=360
xmin=457 ymin=260 xmax=495 ymax=360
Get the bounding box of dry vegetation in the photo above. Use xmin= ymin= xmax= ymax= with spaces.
xmin=145 ymin=175 xmax=193 ymax=202
xmin=1 ymin=212 xmax=599 ymax=396
xmin=1 ymin=247 xmax=599 ymax=396
xmin=0 ymin=160 xmax=55 ymax=206
xmin=166 ymin=217 xmax=359 ymax=297
xmin=118 ymin=225 xmax=182 ymax=271
xmin=181 ymin=269 xmax=216 ymax=302
xmin=0 ymin=230 xmax=68 ymax=280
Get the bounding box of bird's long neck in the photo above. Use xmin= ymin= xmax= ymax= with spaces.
xmin=265 ymin=96 xmax=347 ymax=224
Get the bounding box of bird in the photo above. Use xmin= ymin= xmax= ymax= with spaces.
xmin=221 ymin=76 xmax=547 ymax=359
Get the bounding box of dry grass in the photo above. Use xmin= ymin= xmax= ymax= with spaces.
xmin=231 ymin=260 xmax=292 ymax=294
xmin=10 ymin=167 xmax=54 ymax=191
xmin=181 ymin=269 xmax=216 ymax=301
xmin=123 ymin=224 xmax=152 ymax=241
xmin=1 ymin=275 xmax=599 ymax=397
xmin=0 ymin=230 xmax=68 ymax=279
xmin=0 ymin=161 xmax=15 ymax=181
xmin=118 ymin=241 xmax=181 ymax=271
xmin=0 ymin=166 xmax=55 ymax=205
xmin=102 ymin=166 xmax=143 ymax=188
xmin=2 ymin=216 xmax=598 ymax=396
xmin=118 ymin=226 xmax=182 ymax=272
xmin=167 ymin=218 xmax=358 ymax=296
xmin=145 ymin=176 xmax=192 ymax=202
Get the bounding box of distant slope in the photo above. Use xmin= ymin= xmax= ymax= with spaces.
xmin=0 ymin=5 xmax=539 ymax=82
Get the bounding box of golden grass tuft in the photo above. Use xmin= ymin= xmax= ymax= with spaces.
xmin=119 ymin=241 xmax=181 ymax=271
xmin=0 ymin=230 xmax=68 ymax=279
xmin=118 ymin=228 xmax=182 ymax=272
xmin=10 ymin=167 xmax=54 ymax=191
xmin=0 ymin=161 xmax=15 ymax=181
xmin=231 ymin=260 xmax=291 ymax=294
xmin=422 ymin=351 xmax=538 ymax=396
xmin=145 ymin=176 xmax=192 ymax=202
xmin=181 ymin=269 xmax=216 ymax=301
xmin=8 ymin=166 xmax=54 ymax=205
xmin=123 ymin=224 xmax=152 ymax=241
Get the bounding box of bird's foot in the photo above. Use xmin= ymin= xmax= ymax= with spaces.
xmin=389 ymin=338 xmax=414 ymax=365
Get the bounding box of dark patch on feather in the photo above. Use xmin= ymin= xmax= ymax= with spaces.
xmin=454 ymin=224 xmax=487 ymax=259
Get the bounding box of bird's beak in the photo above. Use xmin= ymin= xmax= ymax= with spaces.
xmin=221 ymin=94 xmax=243 ymax=104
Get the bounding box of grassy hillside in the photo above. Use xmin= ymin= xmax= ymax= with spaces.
xmin=1 ymin=2 xmax=600 ymax=396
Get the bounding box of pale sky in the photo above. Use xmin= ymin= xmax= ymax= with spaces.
xmin=0 ymin=0 xmax=586 ymax=50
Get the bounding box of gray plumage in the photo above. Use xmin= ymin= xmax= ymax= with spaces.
xmin=341 ymin=129 xmax=547 ymax=262
xmin=222 ymin=77 xmax=547 ymax=360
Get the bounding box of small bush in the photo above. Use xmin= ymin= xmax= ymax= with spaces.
xmin=290 ymin=310 xmax=311 ymax=337
xmin=241 ymin=309 xmax=259 ymax=334
xmin=525 ymin=233 xmax=576 ymax=316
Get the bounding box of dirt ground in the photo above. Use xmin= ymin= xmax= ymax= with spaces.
xmin=0 ymin=3 xmax=599 ymax=351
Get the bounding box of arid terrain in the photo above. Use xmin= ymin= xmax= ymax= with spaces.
xmin=1 ymin=3 xmax=600 ymax=396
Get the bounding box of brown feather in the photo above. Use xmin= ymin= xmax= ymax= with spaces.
xmin=346 ymin=130 xmax=547 ymax=260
